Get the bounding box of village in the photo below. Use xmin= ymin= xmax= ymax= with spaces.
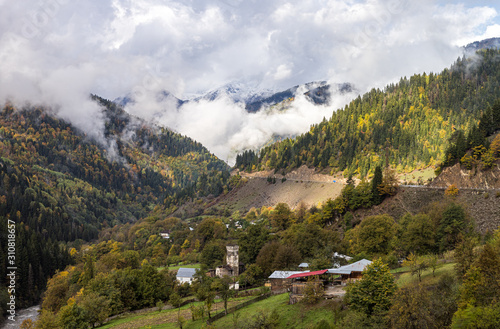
xmin=175 ymin=245 xmax=372 ymax=304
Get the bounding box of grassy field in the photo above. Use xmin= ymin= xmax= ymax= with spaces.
xmin=399 ymin=167 xmax=436 ymax=184
xmin=395 ymin=262 xmax=456 ymax=287
xmin=97 ymin=296 xmax=256 ymax=329
xmin=157 ymin=263 xmax=201 ymax=271
xmin=209 ymin=293 xmax=342 ymax=329
xmin=96 ymin=293 xmax=343 ymax=329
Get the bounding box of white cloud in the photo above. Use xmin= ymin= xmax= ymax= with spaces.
xmin=0 ymin=0 xmax=499 ymax=163
xmin=125 ymin=84 xmax=357 ymax=164
xmin=273 ymin=64 xmax=293 ymax=80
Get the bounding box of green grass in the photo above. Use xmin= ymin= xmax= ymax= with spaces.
xmin=157 ymin=263 xmax=201 ymax=271
xmin=96 ymin=296 xmax=255 ymax=329
xmin=209 ymin=293 xmax=341 ymax=329
xmin=395 ymin=262 xmax=456 ymax=287
xmin=96 ymin=293 xmax=341 ymax=329
xmin=390 ymin=266 xmax=410 ymax=274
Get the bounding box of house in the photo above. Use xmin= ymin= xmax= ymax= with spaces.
xmin=327 ymin=259 xmax=372 ymax=285
xmin=267 ymin=270 xmax=309 ymax=293
xmin=286 ymin=260 xmax=372 ymax=303
xmin=176 ymin=268 xmax=197 ymax=284
xmin=159 ymin=232 xmax=170 ymax=239
xmin=298 ymin=263 xmax=309 ymax=269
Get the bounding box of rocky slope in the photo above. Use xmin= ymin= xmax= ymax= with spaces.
xmin=430 ymin=163 xmax=500 ymax=189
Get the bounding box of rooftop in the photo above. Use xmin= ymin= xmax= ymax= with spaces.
xmin=177 ymin=268 xmax=197 ymax=278
xmin=287 ymin=269 xmax=328 ymax=279
xmin=327 ymin=259 xmax=372 ymax=275
xmin=269 ymin=270 xmax=309 ymax=279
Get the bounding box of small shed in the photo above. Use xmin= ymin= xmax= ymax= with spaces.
xmin=268 ymin=270 xmax=308 ymax=293
xmin=327 ymin=259 xmax=372 ymax=285
xmin=176 ymin=268 xmax=197 ymax=284
xmin=287 ymin=270 xmax=329 ymax=304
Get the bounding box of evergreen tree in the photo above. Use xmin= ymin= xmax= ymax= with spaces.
xmin=371 ymin=166 xmax=383 ymax=205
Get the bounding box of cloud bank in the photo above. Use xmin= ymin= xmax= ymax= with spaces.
xmin=0 ymin=0 xmax=499 ymax=163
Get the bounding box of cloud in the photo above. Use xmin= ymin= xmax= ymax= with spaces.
xmin=124 ymin=84 xmax=358 ymax=164
xmin=0 ymin=0 xmax=499 ymax=163
xmin=273 ymin=64 xmax=293 ymax=81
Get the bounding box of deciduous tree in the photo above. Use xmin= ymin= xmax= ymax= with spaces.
xmin=345 ymin=259 xmax=396 ymax=316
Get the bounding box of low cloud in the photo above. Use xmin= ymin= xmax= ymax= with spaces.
xmin=0 ymin=0 xmax=499 ymax=163
xmin=125 ymin=84 xmax=358 ymax=164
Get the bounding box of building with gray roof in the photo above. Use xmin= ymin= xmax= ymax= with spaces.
xmin=176 ymin=268 xmax=197 ymax=284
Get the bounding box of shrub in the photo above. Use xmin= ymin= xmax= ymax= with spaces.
xmin=444 ymin=184 xmax=459 ymax=196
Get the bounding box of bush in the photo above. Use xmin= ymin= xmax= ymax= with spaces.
xmin=444 ymin=184 xmax=459 ymax=196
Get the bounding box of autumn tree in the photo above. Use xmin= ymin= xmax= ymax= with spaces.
xmin=437 ymin=203 xmax=470 ymax=252
xmin=347 ymin=214 xmax=397 ymax=256
xmin=238 ymin=223 xmax=269 ymax=264
xmin=270 ymin=203 xmax=293 ymax=230
xmin=238 ymin=264 xmax=263 ymax=287
xmin=403 ymin=253 xmax=429 ymax=282
xmin=57 ymin=301 xmax=88 ymax=329
xmin=200 ymin=242 xmax=225 ymax=268
xmin=398 ymin=213 xmax=436 ymax=255
xmin=378 ymin=166 xmax=398 ymax=197
xmin=454 ymin=234 xmax=477 ymax=280
xmin=273 ymin=244 xmax=301 ymax=270
xmin=345 ymin=259 xmax=396 ymax=316
xmin=256 ymin=241 xmax=281 ymax=276
xmin=34 ymin=310 xmax=59 ymax=329
xmin=77 ymin=292 xmax=111 ymax=328
xmin=388 ymin=283 xmax=433 ymax=328
xmin=169 ymin=292 xmax=184 ymax=328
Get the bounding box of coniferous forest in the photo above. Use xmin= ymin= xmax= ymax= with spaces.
xmin=236 ymin=49 xmax=500 ymax=177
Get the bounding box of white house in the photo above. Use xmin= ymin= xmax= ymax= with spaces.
xmin=176 ymin=268 xmax=197 ymax=284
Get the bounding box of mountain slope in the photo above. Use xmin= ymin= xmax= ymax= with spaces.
xmin=236 ymin=49 xmax=500 ymax=177
xmin=0 ymin=98 xmax=230 ymax=242
xmin=245 ymin=81 xmax=354 ymax=113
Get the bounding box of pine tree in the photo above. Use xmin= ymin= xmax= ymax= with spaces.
xmin=371 ymin=165 xmax=383 ymax=205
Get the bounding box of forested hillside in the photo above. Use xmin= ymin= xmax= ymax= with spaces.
xmin=236 ymin=49 xmax=500 ymax=177
xmin=0 ymin=99 xmax=229 ymax=242
xmin=0 ymin=97 xmax=230 ymax=312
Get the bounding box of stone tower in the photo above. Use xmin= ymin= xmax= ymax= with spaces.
xmin=226 ymin=245 xmax=239 ymax=277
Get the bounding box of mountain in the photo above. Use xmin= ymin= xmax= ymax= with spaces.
xmin=245 ymin=81 xmax=354 ymax=113
xmin=236 ymin=48 xmax=500 ymax=177
xmin=464 ymin=37 xmax=500 ymax=54
xmin=0 ymin=97 xmax=230 ymax=242
xmin=114 ymin=80 xmax=354 ymax=116
xmin=114 ymin=90 xmax=185 ymax=108
xmin=196 ymin=82 xmax=276 ymax=104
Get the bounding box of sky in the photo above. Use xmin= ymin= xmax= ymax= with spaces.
xmin=1 ymin=0 xmax=500 ymax=163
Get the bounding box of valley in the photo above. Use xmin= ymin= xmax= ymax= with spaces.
xmin=3 ymin=42 xmax=500 ymax=329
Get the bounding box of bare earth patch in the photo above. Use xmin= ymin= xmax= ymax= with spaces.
xmin=216 ymin=177 xmax=343 ymax=212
